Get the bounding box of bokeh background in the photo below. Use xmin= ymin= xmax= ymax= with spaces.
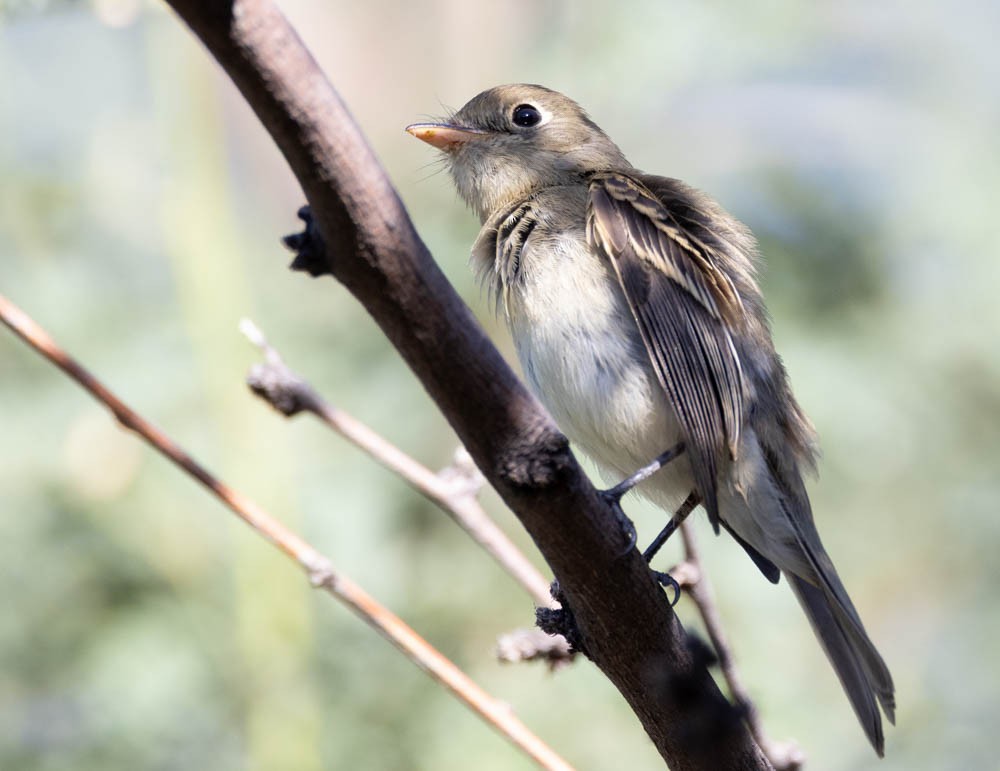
xmin=2 ymin=1 xmax=998 ymax=769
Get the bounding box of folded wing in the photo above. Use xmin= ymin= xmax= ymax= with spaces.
xmin=586 ymin=172 xmax=745 ymax=529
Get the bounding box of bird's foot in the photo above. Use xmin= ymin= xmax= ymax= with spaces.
xmin=282 ymin=205 xmax=330 ymax=277
xmin=598 ymin=488 xmax=638 ymax=556
xmin=598 ymin=443 xmax=686 ymax=558
xmin=651 ymin=569 xmax=682 ymax=606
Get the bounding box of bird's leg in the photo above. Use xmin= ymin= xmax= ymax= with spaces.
xmin=599 ymin=442 xmax=685 ymax=555
xmin=643 ymin=492 xmax=700 ymax=563
xmin=603 ymin=442 xmax=686 ymax=502
xmin=644 ymin=493 xmax=700 ymax=605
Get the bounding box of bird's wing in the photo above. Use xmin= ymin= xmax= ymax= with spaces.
xmin=586 ymin=172 xmax=745 ymax=527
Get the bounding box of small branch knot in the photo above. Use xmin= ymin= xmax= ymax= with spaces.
xmin=535 ymin=581 xmax=588 ymax=658
xmin=306 ymin=564 xmax=338 ymax=589
xmin=246 ymin=362 xmax=312 ymax=416
xmin=497 ymin=422 xmax=571 ymax=489
xmin=437 ymin=445 xmax=486 ymax=499
xmin=667 ymin=559 xmax=701 ymax=589
xmin=283 ymin=205 xmax=332 ymax=277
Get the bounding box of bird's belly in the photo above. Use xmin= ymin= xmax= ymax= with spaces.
xmin=507 ymin=237 xmax=692 ymax=509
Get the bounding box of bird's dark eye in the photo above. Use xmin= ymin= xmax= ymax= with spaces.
xmin=512 ymin=104 xmax=542 ymax=128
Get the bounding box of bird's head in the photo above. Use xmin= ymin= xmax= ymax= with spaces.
xmin=407 ymin=84 xmax=629 ymax=221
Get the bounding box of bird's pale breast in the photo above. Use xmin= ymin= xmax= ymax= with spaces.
xmin=504 ymin=219 xmax=694 ymax=511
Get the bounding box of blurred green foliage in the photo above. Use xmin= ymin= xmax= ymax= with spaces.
xmin=2 ymin=1 xmax=998 ymax=769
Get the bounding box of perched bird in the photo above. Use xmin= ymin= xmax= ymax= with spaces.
xmin=407 ymin=84 xmax=895 ymax=755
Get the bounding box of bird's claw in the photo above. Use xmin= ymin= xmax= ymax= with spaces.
xmin=600 ymin=489 xmax=637 ymax=556
xmin=652 ymin=570 xmax=682 ymax=606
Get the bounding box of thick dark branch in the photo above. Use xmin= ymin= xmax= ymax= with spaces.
xmin=162 ymin=2 xmax=772 ymax=768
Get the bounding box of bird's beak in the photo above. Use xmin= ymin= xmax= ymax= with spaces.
xmin=405 ymin=122 xmax=487 ymax=151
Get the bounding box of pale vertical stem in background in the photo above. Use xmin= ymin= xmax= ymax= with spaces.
xmin=147 ymin=29 xmax=322 ymax=767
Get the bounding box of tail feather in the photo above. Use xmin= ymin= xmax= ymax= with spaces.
xmin=722 ymin=427 xmax=895 ymax=752
xmin=781 ymin=503 xmax=897 ymax=726
xmin=787 ymin=572 xmax=894 ymax=757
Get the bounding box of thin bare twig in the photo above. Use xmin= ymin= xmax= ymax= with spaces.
xmin=496 ymin=628 xmax=574 ymax=669
xmin=240 ymin=319 xmax=553 ymax=608
xmin=0 ymin=292 xmax=574 ymax=771
xmin=677 ymin=522 xmax=805 ymax=771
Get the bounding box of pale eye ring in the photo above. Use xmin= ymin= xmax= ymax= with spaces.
xmin=511 ymin=104 xmax=543 ymax=128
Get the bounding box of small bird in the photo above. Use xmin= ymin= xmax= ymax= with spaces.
xmin=407 ymin=84 xmax=895 ymax=755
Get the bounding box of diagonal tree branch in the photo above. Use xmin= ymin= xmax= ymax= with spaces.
xmin=161 ymin=2 xmax=773 ymax=768
xmin=239 ymin=318 xmax=553 ymax=608
xmin=0 ymin=291 xmax=574 ymax=771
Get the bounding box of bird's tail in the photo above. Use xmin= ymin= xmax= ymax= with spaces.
xmin=785 ymin=567 xmax=896 ymax=757
xmin=721 ymin=427 xmax=895 ymax=754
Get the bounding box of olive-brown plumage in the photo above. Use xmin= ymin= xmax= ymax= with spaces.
xmin=408 ymin=84 xmax=895 ymax=755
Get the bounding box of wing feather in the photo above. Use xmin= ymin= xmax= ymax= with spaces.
xmin=587 ymin=172 xmax=745 ymax=527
